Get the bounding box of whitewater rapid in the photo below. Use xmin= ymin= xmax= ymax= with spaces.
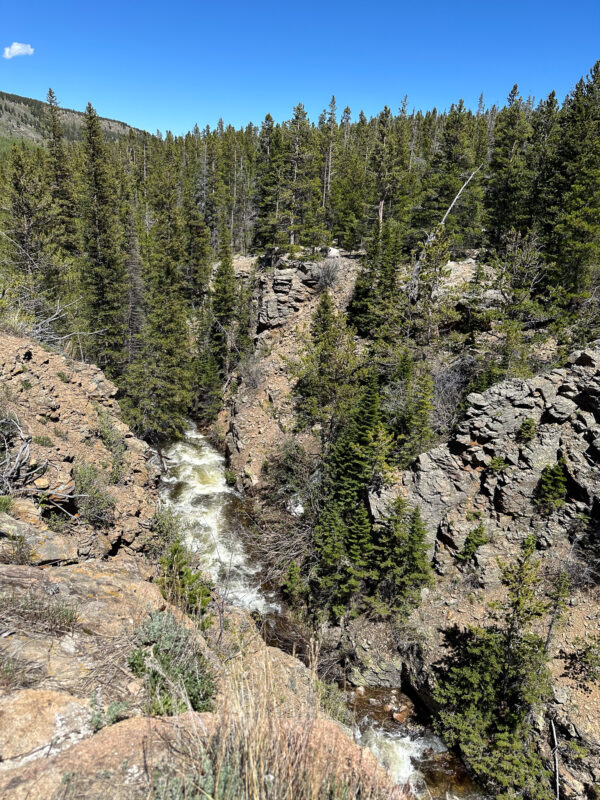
xmin=159 ymin=426 xmax=270 ymax=612
xmin=159 ymin=424 xmax=476 ymax=797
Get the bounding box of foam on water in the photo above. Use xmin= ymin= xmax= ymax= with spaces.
xmin=358 ymin=725 xmax=446 ymax=793
xmin=159 ymin=425 xmax=271 ymax=612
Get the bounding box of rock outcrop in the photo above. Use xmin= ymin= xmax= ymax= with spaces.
xmin=0 ymin=334 xmax=158 ymax=558
xmin=256 ymin=254 xmax=329 ymax=331
xmin=221 ymin=251 xmax=359 ymax=485
xmin=359 ymin=345 xmax=600 ymax=796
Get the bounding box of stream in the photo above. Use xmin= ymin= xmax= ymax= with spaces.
xmin=159 ymin=424 xmax=483 ymax=799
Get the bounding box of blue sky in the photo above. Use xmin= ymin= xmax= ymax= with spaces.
xmin=2 ymin=0 xmax=599 ymax=134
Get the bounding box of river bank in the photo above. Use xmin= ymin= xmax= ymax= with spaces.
xmin=160 ymin=424 xmax=485 ymax=799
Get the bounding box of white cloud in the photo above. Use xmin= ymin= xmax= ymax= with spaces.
xmin=3 ymin=42 xmax=34 ymax=60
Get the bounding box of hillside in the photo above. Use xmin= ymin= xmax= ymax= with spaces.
xmin=0 ymin=89 xmax=142 ymax=146
xmin=0 ymin=334 xmax=400 ymax=800
xmin=218 ymin=252 xmax=600 ymax=799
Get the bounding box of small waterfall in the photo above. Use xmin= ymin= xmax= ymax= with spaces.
xmin=159 ymin=424 xmax=483 ymax=799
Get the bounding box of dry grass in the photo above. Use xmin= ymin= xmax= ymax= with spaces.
xmin=0 ymin=589 xmax=78 ymax=633
xmin=150 ymin=657 xmax=406 ymax=800
xmin=0 ymin=532 xmax=36 ymax=565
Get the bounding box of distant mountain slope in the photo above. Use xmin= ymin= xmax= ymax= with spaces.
xmin=0 ymin=90 xmax=144 ymax=145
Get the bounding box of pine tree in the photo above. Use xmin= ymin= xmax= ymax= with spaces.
xmin=434 ymin=534 xmax=552 ymax=800
xmin=210 ymin=227 xmax=237 ymax=373
xmin=81 ymin=102 xmax=128 ymax=374
xmin=193 ymin=307 xmax=222 ymax=423
xmin=122 ymin=136 xmax=192 ymax=440
xmin=486 ymin=86 xmax=534 ymax=247
xmin=6 ymin=143 xmax=52 ymax=311
xmin=375 ymin=500 xmax=433 ymax=616
xmin=293 ymin=290 xmax=358 ymax=442
xmin=254 ymin=114 xmax=287 ymax=253
xmin=45 ymin=89 xmax=80 ymax=267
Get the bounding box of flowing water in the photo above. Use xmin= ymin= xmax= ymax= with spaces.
xmin=160 ymin=424 xmax=483 ymax=799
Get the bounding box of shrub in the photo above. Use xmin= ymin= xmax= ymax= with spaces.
xmin=128 ymin=611 xmax=215 ymax=716
xmin=487 ymin=455 xmax=509 ymax=473
xmin=147 ymin=505 xmax=182 ymax=557
xmin=33 ymin=435 xmax=54 ymax=447
xmin=0 ymin=533 xmax=34 ymax=565
xmin=224 ymin=468 xmax=237 ymax=487
xmin=0 ymin=496 xmax=13 ymax=514
xmin=535 ymin=460 xmax=567 ymax=515
xmin=261 ymin=440 xmax=315 ymax=510
xmin=316 ymin=679 xmax=354 ymax=726
xmin=72 ymin=462 xmax=115 ymax=527
xmin=90 ymin=693 xmax=129 ymax=732
xmin=159 ymin=540 xmax=213 ymax=628
xmin=0 ymin=654 xmax=18 ymax=689
xmin=45 ymin=511 xmax=70 ymax=533
xmin=456 ymin=523 xmax=488 ymax=562
xmin=516 ymin=418 xmax=537 ymax=443
xmin=20 ymin=379 xmax=32 ymax=391
xmin=57 ymin=371 xmax=70 ymax=383
xmin=564 ymin=635 xmax=600 ymax=690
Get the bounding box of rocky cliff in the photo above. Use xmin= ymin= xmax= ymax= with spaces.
xmin=358 ymin=345 xmax=600 ymax=797
xmin=222 ymin=250 xmax=359 ymax=484
xmin=0 ymin=333 xmax=401 ymax=800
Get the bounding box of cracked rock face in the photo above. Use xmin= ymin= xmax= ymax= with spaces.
xmin=256 ymin=254 xmax=336 ymax=331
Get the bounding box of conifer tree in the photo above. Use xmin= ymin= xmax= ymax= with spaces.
xmin=486 ymin=86 xmax=534 ymax=246
xmin=6 ymin=143 xmax=51 ymax=302
xmin=435 ymin=535 xmax=552 ymax=800
xmin=81 ymin=102 xmax=128 ymax=374
xmin=375 ymin=500 xmax=433 ymax=616
xmin=210 ymin=227 xmax=237 ymax=373
xmin=293 ymin=290 xmax=358 ymax=443
xmin=45 ymin=89 xmax=80 ymax=266
xmin=122 ymin=136 xmax=192 ymax=440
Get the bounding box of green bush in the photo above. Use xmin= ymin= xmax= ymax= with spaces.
xmin=0 ymin=496 xmax=13 ymax=514
xmin=33 ymin=435 xmax=54 ymax=447
xmin=45 ymin=511 xmax=70 ymax=532
xmin=20 ymin=379 xmax=32 ymax=391
xmin=72 ymin=462 xmax=115 ymax=527
xmin=90 ymin=693 xmax=129 ymax=732
xmin=316 ymin=679 xmax=353 ymax=726
xmin=57 ymin=371 xmax=70 ymax=383
xmin=147 ymin=505 xmax=182 ymax=557
xmin=456 ymin=523 xmax=488 ymax=562
xmin=224 ymin=468 xmax=237 ymax=487
xmin=535 ymin=460 xmax=567 ymax=514
xmin=128 ymin=611 xmax=215 ymax=716
xmin=565 ymin=634 xmax=600 ymax=690
xmin=516 ymin=418 xmax=537 ymax=443
xmin=487 ymin=455 xmax=509 ymax=473
xmin=435 ymin=536 xmax=552 ymax=800
xmin=0 ymin=533 xmax=34 ymax=565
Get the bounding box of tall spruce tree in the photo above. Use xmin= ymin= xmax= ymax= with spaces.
xmin=45 ymin=89 xmax=80 ymax=268
xmin=81 ymin=102 xmax=128 ymax=374
xmin=122 ymin=136 xmax=192 ymax=440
